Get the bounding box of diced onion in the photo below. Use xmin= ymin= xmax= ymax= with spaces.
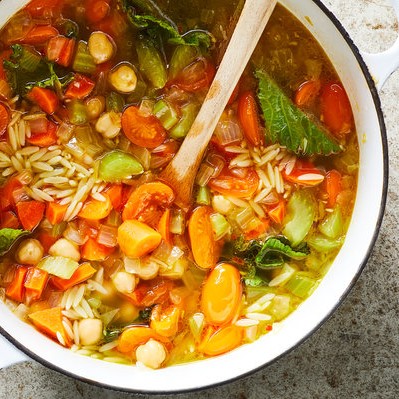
xmin=195 ymin=163 xmax=215 ymax=187
xmin=97 ymin=225 xmax=118 ymax=248
xmin=214 ymin=116 xmax=243 ymax=146
xmin=63 ymin=223 xmax=88 ymax=245
xmin=170 ymin=209 xmax=185 ymax=235
xmin=206 ymin=153 xmax=225 ymax=178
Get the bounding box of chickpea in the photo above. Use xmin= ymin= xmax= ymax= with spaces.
xmin=78 ymin=318 xmax=103 ymax=346
xmin=88 ymin=31 xmax=115 ymax=64
xmin=86 ymin=96 xmax=105 ymax=120
xmin=109 ymin=64 xmax=137 ymax=94
xmin=112 ymin=271 xmax=136 ymax=294
xmin=15 ymin=239 xmax=44 ymax=265
xmin=48 ymin=238 xmax=80 ymax=262
xmin=136 ymin=339 xmax=167 ymax=369
xmin=212 ymin=195 xmax=233 ymax=215
xmin=124 ymin=257 xmax=159 ymax=280
xmin=95 ymin=111 xmax=121 ymax=139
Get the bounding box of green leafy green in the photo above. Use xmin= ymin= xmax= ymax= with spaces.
xmin=121 ymin=0 xmax=214 ymax=49
xmin=4 ymin=45 xmax=73 ymax=95
xmin=223 ymin=236 xmax=310 ymax=287
xmin=0 ymin=228 xmax=29 ymax=256
xmin=255 ymin=237 xmax=310 ymax=269
xmin=255 ymin=69 xmax=342 ymax=156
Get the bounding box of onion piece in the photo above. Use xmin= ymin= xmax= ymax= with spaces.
xmin=97 ymin=224 xmax=118 ymax=248
xmin=195 ymin=163 xmax=215 ymax=187
xmin=214 ymin=115 xmax=243 ymax=146
xmin=63 ymin=222 xmax=88 ymax=245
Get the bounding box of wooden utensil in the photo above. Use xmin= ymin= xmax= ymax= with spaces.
xmin=160 ymin=0 xmax=277 ymax=208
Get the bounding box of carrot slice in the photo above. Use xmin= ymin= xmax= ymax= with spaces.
xmin=117 ymin=326 xmax=169 ymax=354
xmin=27 ymin=87 xmax=59 ymax=115
xmin=46 ymin=202 xmax=68 ymax=225
xmin=324 ymin=169 xmax=342 ymax=208
xmin=201 ymin=263 xmax=242 ymax=325
xmin=16 ymin=200 xmax=45 ymax=231
xmin=150 ymin=305 xmax=180 ymax=338
xmin=24 ymin=268 xmax=49 ymax=304
xmin=81 ymin=237 xmax=114 ymax=261
xmin=268 ymin=200 xmax=286 ymax=225
xmin=294 ymin=79 xmax=321 ymax=107
xmin=0 ymin=103 xmax=10 ymax=137
xmin=198 ymin=325 xmax=243 ymax=356
xmin=157 ymin=208 xmax=171 ymax=244
xmin=0 ymin=210 xmax=20 ymax=229
xmin=105 ymin=184 xmax=123 ymax=210
xmin=29 ymin=307 xmax=70 ymax=346
xmin=46 ymin=36 xmax=75 ymax=67
xmin=26 ymin=120 xmax=58 ymax=147
xmin=117 ymin=219 xmax=162 ymax=258
xmin=122 ymin=182 xmax=174 ymax=226
xmin=22 ymin=25 xmax=59 ymax=45
xmin=51 ymin=262 xmax=96 ymax=291
xmin=121 ymin=106 xmax=166 ymax=149
xmin=237 ymin=91 xmax=263 ymax=147
xmin=6 ymin=266 xmax=28 ymax=302
xmin=188 ymin=206 xmax=217 ymax=269
xmin=78 ymin=193 xmax=112 ymax=220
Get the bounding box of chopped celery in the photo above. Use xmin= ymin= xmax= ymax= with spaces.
xmin=67 ymin=99 xmax=88 ymax=125
xmin=99 ymin=151 xmax=144 ymax=182
xmin=210 ymin=213 xmax=230 ymax=240
xmin=73 ymin=41 xmax=96 ymax=75
xmin=170 ymin=102 xmax=198 ymax=139
xmin=169 ymin=45 xmax=199 ymax=80
xmin=136 ymin=37 xmax=167 ymax=89
xmin=282 ymin=190 xmax=317 ymax=246
xmin=268 ymin=263 xmax=296 ymax=287
xmin=196 ymin=186 xmax=211 ymax=205
xmin=308 ymin=235 xmax=344 ymax=252
xmin=153 ymin=99 xmax=179 ymax=130
xmin=319 ymin=206 xmax=344 ymax=239
xmin=285 ymin=272 xmax=318 ymax=298
xmin=11 ymin=44 xmax=41 ymax=73
xmin=269 ymin=295 xmax=291 ymax=321
xmin=106 ymin=92 xmax=125 ymax=113
xmin=87 ymin=297 xmax=101 ymax=309
xmin=170 ymin=209 xmax=185 ymax=234
xmin=189 ymin=312 xmax=205 ymax=342
xmin=38 ymin=256 xmax=79 ymax=279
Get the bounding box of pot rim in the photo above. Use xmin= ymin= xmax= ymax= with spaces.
xmin=0 ymin=0 xmax=389 ymax=394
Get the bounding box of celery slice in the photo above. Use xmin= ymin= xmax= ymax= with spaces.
xmin=170 ymin=102 xmax=198 ymax=139
xmin=99 ymin=151 xmax=144 ymax=182
xmin=136 ymin=37 xmax=167 ymax=89
xmin=308 ymin=235 xmax=344 ymax=252
xmin=285 ymin=272 xmax=318 ymax=298
xmin=210 ymin=213 xmax=230 ymax=240
xmin=282 ymin=190 xmax=317 ymax=246
xmin=38 ymin=256 xmax=79 ymax=279
xmin=196 ymin=186 xmax=211 ymax=205
xmin=73 ymin=41 xmax=96 ymax=75
xmin=318 ymin=206 xmax=344 ymax=239
xmin=153 ymin=99 xmax=179 ymax=130
xmin=169 ymin=45 xmax=199 ymax=80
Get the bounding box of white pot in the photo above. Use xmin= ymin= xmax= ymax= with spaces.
xmin=0 ymin=0 xmax=397 ymax=393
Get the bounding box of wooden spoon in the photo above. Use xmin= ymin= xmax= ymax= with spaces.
xmin=160 ymin=0 xmax=277 ymax=208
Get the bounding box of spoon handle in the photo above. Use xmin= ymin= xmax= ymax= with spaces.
xmin=161 ymin=0 xmax=277 ymax=207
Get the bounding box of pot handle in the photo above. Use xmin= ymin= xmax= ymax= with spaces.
xmin=0 ymin=333 xmax=30 ymax=369
xmin=360 ymin=0 xmax=399 ymax=90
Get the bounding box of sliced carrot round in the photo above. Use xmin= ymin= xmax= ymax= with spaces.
xmin=121 ymin=105 xmax=166 ymax=149
xmin=118 ymin=326 xmax=169 ymax=353
xmin=122 ymin=182 xmax=174 ymax=227
xmin=198 ymin=325 xmax=243 ymax=356
xmin=188 ymin=206 xmax=217 ymax=269
xmin=0 ymin=103 xmax=10 ymax=137
xmin=78 ymin=193 xmax=112 ymax=220
xmin=201 ymin=263 xmax=242 ymax=325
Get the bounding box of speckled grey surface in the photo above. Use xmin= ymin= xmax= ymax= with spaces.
xmin=1 ymin=0 xmax=398 ymax=398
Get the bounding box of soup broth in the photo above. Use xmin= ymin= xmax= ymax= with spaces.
xmin=0 ymin=0 xmax=358 ymax=368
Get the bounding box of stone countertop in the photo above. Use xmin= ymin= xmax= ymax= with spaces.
xmin=1 ymin=0 xmax=398 ymax=398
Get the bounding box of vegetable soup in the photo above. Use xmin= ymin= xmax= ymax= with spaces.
xmin=0 ymin=0 xmax=358 ymax=368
